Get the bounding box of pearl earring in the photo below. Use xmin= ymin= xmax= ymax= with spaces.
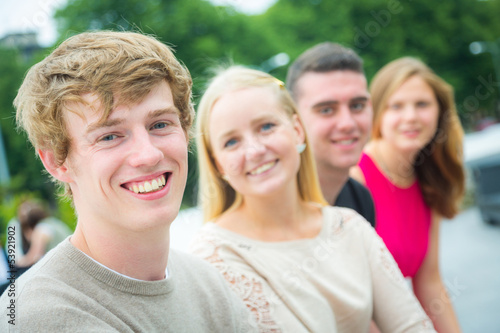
xmin=296 ymin=143 xmax=306 ymax=154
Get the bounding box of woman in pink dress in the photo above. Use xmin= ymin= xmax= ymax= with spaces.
xmin=351 ymin=57 xmax=465 ymax=332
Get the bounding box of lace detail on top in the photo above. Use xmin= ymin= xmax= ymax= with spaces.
xmin=190 ymin=232 xmax=282 ymax=333
xmin=375 ymin=234 xmax=408 ymax=287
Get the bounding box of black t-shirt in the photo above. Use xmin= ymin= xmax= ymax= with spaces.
xmin=334 ymin=177 xmax=376 ymax=227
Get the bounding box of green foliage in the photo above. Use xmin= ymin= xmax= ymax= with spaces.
xmin=53 ymin=0 xmax=284 ymax=206
xmin=260 ymin=0 xmax=500 ymax=127
xmin=54 ymin=0 xmax=281 ymax=98
xmin=55 ymin=196 xmax=77 ymax=231
xmin=0 ymin=47 xmax=57 ymax=203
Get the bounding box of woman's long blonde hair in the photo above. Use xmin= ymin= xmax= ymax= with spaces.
xmin=196 ymin=66 xmax=327 ymax=222
xmin=370 ymin=57 xmax=465 ymax=218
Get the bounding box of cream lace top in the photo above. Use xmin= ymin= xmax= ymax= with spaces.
xmin=189 ymin=206 xmax=436 ymax=333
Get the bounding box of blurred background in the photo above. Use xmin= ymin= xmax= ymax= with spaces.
xmin=0 ymin=0 xmax=499 ymax=331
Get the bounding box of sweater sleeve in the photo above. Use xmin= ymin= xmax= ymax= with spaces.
xmin=363 ymin=223 xmax=437 ymax=332
xmin=189 ymin=230 xmax=282 ymax=333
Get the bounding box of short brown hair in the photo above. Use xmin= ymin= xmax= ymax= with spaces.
xmin=286 ymin=42 xmax=364 ymax=98
xmin=15 ymin=30 xmax=194 ymax=196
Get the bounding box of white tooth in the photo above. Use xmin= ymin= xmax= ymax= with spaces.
xmin=139 ymin=184 xmax=145 ymax=193
xmin=152 ymin=179 xmax=159 ymax=190
xmin=251 ymin=161 xmax=274 ymax=175
xmin=338 ymin=139 xmax=355 ymax=145
xmin=161 ymin=175 xmax=166 ymax=185
xmin=144 ymin=181 xmax=152 ymax=192
xmin=128 ymin=187 xmax=132 ymax=191
xmin=133 ymin=185 xmax=139 ymax=194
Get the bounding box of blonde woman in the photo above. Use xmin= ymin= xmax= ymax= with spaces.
xmin=190 ymin=66 xmax=436 ymax=332
xmin=351 ymin=57 xmax=465 ymax=332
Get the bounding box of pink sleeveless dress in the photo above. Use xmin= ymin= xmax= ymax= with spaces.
xmin=358 ymin=153 xmax=431 ymax=278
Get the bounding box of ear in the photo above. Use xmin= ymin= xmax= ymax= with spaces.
xmin=38 ymin=149 xmax=73 ymax=183
xmin=292 ymin=114 xmax=306 ymax=146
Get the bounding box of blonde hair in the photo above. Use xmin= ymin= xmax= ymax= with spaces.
xmin=15 ymin=30 xmax=194 ymax=197
xmin=196 ymin=66 xmax=327 ymax=222
xmin=370 ymin=57 xmax=465 ymax=218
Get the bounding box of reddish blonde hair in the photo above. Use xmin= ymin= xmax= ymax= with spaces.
xmin=370 ymin=57 xmax=465 ymax=218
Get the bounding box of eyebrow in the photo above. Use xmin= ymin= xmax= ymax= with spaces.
xmin=312 ymin=96 xmax=369 ymax=109
xmin=86 ymin=107 xmax=179 ymax=135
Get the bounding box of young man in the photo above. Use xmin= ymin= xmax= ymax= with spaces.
xmin=287 ymin=42 xmax=375 ymax=226
xmin=1 ymin=31 xmax=254 ymax=332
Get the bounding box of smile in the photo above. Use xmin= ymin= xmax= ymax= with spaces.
xmin=124 ymin=174 xmax=167 ymax=194
xmin=333 ymin=138 xmax=357 ymax=145
xmin=248 ymin=160 xmax=277 ymax=176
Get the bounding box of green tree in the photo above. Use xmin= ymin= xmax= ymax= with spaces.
xmin=0 ymin=48 xmax=54 ymax=199
xmin=53 ymin=0 xmax=284 ymax=206
xmin=259 ymin=0 xmax=500 ymax=128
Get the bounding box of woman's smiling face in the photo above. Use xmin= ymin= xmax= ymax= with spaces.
xmin=209 ymin=86 xmax=304 ymax=198
xmin=380 ymin=75 xmax=440 ymax=155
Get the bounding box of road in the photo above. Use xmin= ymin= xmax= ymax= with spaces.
xmin=440 ymin=207 xmax=500 ymax=332
xmin=170 ymin=205 xmax=500 ymax=332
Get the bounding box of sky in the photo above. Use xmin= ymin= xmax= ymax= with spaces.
xmin=0 ymin=0 xmax=276 ymax=47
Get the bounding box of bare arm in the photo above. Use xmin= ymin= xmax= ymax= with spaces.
xmin=412 ymin=212 xmax=461 ymax=332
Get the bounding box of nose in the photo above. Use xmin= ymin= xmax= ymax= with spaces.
xmin=244 ymin=135 xmax=266 ymax=161
xmin=336 ymin=105 xmax=356 ymax=132
xmin=402 ymin=105 xmax=418 ymax=121
xmin=128 ymin=129 xmax=164 ymax=168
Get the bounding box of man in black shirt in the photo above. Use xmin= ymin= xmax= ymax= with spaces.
xmin=287 ymin=43 xmax=375 ymax=226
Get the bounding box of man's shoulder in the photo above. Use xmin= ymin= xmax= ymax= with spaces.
xmin=336 ymin=177 xmax=373 ymax=206
xmin=169 ymin=249 xmax=229 ymax=288
xmin=345 ymin=177 xmax=371 ymax=196
xmin=169 ymin=249 xmax=246 ymax=300
xmin=168 ymin=250 xmax=257 ymax=331
xmin=0 ymin=244 xmax=106 ymax=331
xmin=335 ymin=177 xmax=376 ymax=227
xmin=1 ymin=241 xmax=87 ymax=303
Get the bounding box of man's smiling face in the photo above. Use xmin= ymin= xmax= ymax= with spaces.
xmin=60 ymin=80 xmax=188 ymax=232
xmin=295 ymin=70 xmax=373 ymax=173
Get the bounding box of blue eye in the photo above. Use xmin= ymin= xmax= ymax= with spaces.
xmin=152 ymin=122 xmax=168 ymax=130
xmin=319 ymin=107 xmax=333 ymax=115
xmin=389 ymin=103 xmax=402 ymax=111
xmin=261 ymin=123 xmax=275 ymax=131
xmin=351 ymin=102 xmax=365 ymax=112
xmin=224 ymin=138 xmax=237 ymax=148
xmin=416 ymin=101 xmax=430 ymax=108
xmin=101 ymin=134 xmax=117 ymax=141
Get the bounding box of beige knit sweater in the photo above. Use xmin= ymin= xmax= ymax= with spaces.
xmin=1 ymin=238 xmax=256 ymax=332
